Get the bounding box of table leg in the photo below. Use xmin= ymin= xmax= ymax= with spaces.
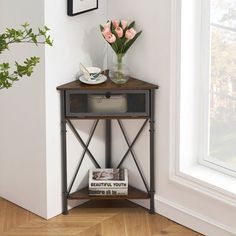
xmin=150 ymin=89 xmax=155 ymax=214
xmin=61 ymin=91 xmax=68 ymax=214
xmin=105 ymin=120 xmax=112 ymax=168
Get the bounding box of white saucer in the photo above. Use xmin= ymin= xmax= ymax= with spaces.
xmin=79 ymin=74 xmax=107 ymax=85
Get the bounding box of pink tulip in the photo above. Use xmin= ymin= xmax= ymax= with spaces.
xmin=121 ymin=20 xmax=128 ymax=30
xmin=102 ymin=26 xmax=110 ymax=36
xmin=115 ymin=27 xmax=123 ymax=38
xmin=112 ymin=20 xmax=120 ymax=28
xmin=125 ymin=28 xmax=136 ymax=40
xmin=105 ymin=33 xmax=116 ymax=43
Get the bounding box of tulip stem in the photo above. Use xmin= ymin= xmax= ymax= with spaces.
xmin=117 ymin=53 xmax=124 ymax=82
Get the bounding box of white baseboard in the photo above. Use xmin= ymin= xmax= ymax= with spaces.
xmin=155 ymin=195 xmax=236 ymax=236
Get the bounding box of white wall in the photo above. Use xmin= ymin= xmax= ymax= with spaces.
xmin=44 ymin=0 xmax=108 ymax=218
xmin=0 ymin=0 xmax=47 ymax=217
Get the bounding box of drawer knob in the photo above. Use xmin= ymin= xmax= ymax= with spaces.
xmin=105 ymin=92 xmax=111 ymax=99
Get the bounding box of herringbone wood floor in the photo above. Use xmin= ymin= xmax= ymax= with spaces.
xmin=0 ymin=197 xmax=203 ymax=236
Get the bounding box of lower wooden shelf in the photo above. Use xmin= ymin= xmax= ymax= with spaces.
xmin=68 ymin=186 xmax=150 ymax=200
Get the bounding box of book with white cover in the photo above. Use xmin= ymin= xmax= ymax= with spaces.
xmin=89 ymin=168 xmax=128 ymax=189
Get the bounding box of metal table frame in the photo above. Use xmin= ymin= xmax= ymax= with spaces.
xmin=59 ymin=87 xmax=156 ymax=214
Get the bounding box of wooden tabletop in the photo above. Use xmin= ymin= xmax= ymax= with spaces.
xmin=57 ymin=76 xmax=159 ymax=91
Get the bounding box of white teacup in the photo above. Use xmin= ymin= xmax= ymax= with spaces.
xmin=82 ymin=66 xmax=101 ymax=81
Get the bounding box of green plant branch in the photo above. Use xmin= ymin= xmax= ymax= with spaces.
xmin=0 ymin=22 xmax=53 ymax=89
xmin=0 ymin=56 xmax=40 ymax=89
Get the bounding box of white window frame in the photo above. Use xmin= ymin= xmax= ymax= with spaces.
xmin=198 ymin=0 xmax=236 ymax=177
xmin=169 ymin=0 xmax=236 ymax=205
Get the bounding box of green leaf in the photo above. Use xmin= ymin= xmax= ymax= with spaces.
xmin=44 ymin=26 xmax=50 ymax=31
xmin=123 ymin=30 xmax=142 ymax=54
xmin=0 ymin=63 xmax=10 ymax=70
xmin=100 ymin=25 xmax=104 ymax=32
xmin=110 ymin=43 xmax=118 ymax=54
xmin=120 ymin=37 xmax=128 ymax=53
xmin=46 ymin=36 xmax=53 ymax=46
xmin=22 ymin=22 xmax=29 ymax=27
xmin=27 ymin=28 xmax=33 ymax=35
xmin=111 ymin=21 xmax=115 ymax=31
xmin=31 ymin=34 xmax=38 ymax=45
xmin=127 ymin=21 xmax=135 ymax=29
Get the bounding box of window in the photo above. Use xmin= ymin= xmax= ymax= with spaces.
xmin=201 ymin=0 xmax=236 ymax=174
xmin=170 ymin=0 xmax=236 ymax=201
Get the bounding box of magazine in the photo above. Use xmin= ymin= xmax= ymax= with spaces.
xmin=89 ymin=168 xmax=128 ymax=189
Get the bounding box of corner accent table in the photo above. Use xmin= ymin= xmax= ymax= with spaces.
xmin=57 ymin=76 xmax=159 ymax=214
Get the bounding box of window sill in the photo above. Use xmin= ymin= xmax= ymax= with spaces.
xmin=172 ymin=163 xmax=236 ymax=205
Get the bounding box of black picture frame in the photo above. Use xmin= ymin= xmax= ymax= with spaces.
xmin=67 ymin=0 xmax=98 ymax=16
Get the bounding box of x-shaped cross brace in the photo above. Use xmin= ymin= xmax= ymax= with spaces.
xmin=66 ymin=118 xmax=150 ymax=196
xmin=66 ymin=119 xmax=100 ymax=195
xmin=116 ymin=119 xmax=149 ymax=193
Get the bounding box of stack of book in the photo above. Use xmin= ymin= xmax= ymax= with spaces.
xmin=88 ymin=168 xmax=128 ymax=196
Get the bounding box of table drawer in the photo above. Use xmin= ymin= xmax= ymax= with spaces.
xmin=65 ymin=90 xmax=150 ymax=117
